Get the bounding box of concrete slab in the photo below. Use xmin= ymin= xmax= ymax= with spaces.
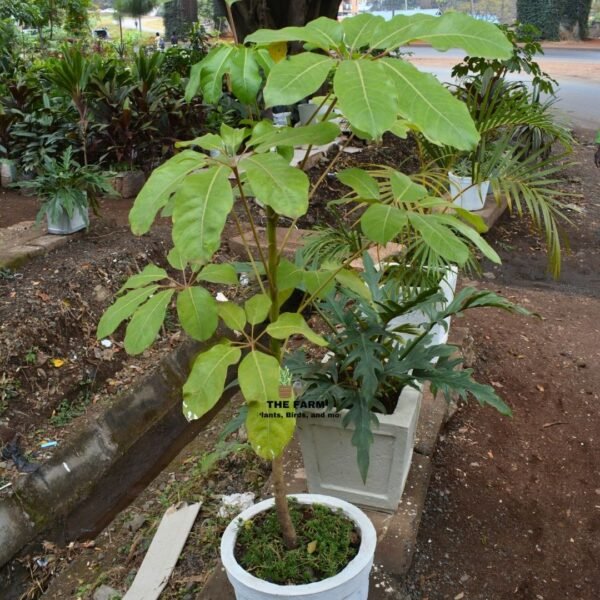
xmin=0 ymin=244 xmax=45 ymax=268
xmin=476 ymin=194 xmax=508 ymax=230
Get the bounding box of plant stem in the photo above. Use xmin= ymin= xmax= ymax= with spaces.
xmin=266 ymin=205 xmax=297 ymax=550
xmin=271 ymin=455 xmax=297 ymax=550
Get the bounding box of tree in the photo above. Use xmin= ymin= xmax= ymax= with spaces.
xmin=214 ymin=0 xmax=343 ymax=42
xmin=561 ymin=0 xmax=593 ymax=38
xmin=117 ymin=0 xmax=157 ymax=31
xmin=517 ymin=0 xmax=562 ymax=39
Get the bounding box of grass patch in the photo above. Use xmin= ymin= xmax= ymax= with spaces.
xmin=234 ymin=499 xmax=360 ymax=585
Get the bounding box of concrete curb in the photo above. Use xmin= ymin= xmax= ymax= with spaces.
xmin=0 ymin=337 xmax=238 ymax=567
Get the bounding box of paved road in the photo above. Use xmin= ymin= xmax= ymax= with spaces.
xmin=405 ymin=47 xmax=600 ymax=129
xmin=402 ymin=45 xmax=600 ymax=62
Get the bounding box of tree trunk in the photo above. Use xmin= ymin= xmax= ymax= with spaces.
xmin=221 ymin=0 xmax=342 ymax=41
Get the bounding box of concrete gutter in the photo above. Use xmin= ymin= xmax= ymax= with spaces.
xmin=0 ymin=337 xmax=237 ymax=567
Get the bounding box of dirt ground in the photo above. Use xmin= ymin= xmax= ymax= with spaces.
xmin=1 ymin=130 xmax=599 ymax=599
xmin=399 ymin=130 xmax=600 ymax=600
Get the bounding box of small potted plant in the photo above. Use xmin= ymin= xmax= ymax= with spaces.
xmin=288 ymin=257 xmax=529 ymax=511
xmin=448 ymin=152 xmax=493 ymax=211
xmin=13 ymin=147 xmax=114 ymax=235
xmin=98 ymin=13 xmax=512 ymax=599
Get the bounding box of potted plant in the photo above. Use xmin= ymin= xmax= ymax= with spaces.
xmin=288 ymin=257 xmax=529 ymax=511
xmin=14 ymin=147 xmax=114 ymax=235
xmin=97 ymin=13 xmax=512 ymax=598
xmin=448 ymin=153 xmax=492 ymax=211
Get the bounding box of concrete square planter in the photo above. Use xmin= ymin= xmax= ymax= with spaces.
xmin=297 ymin=385 xmax=422 ymax=512
xmin=46 ymin=206 xmax=89 ymax=235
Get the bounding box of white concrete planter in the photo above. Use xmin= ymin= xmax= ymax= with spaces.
xmin=221 ymin=493 xmax=376 ymax=600
xmin=297 ymin=386 xmax=422 ymax=512
xmin=388 ymin=265 xmax=458 ymax=347
xmin=0 ymin=160 xmax=17 ymax=186
xmin=46 ymin=206 xmax=89 ymax=235
xmin=449 ymin=171 xmax=489 ymax=211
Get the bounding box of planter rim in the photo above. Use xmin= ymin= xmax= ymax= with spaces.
xmin=220 ymin=493 xmax=376 ymax=596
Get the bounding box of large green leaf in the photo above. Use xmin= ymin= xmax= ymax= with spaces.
xmin=172 ymin=166 xmax=233 ymax=265
xmin=337 ymin=168 xmax=380 ymax=200
xmin=244 ymin=293 xmax=272 ymax=325
xmin=361 ymin=204 xmax=408 ymax=244
xmin=303 ymin=270 xmax=336 ymax=299
xmin=246 ymin=399 xmax=295 ymax=460
xmin=246 ymin=17 xmax=343 ymax=50
xmin=248 ymin=121 xmax=340 ymax=153
xmin=198 ymin=263 xmax=239 ymax=285
xmin=230 ymin=46 xmax=262 ymax=104
xmin=177 ymin=286 xmax=218 ymax=341
xmin=368 ymin=15 xmax=419 ymax=50
xmin=342 ymin=13 xmax=384 ymax=52
xmin=276 ymin=260 xmax=305 ymax=290
xmin=404 ymin=12 xmax=512 ymax=58
xmin=117 ymin=264 xmax=167 ymax=293
xmin=333 ymin=60 xmax=397 ymax=139
xmin=129 ymin=151 xmax=206 ymax=235
xmin=434 ymin=214 xmax=501 ymax=264
xmin=266 ymin=313 xmax=327 ymax=346
xmin=97 ymin=285 xmax=159 ymax=339
xmin=238 ymin=351 xmax=279 ymax=404
xmin=380 ymin=58 xmax=479 ymax=150
xmin=198 ymin=45 xmax=236 ymax=103
xmin=182 ymin=343 xmax=241 ymax=421
xmin=263 ymin=53 xmax=335 ymax=107
xmin=407 ymin=213 xmax=471 ymax=264
xmin=389 ymin=171 xmax=428 ymax=202
xmin=218 ymin=301 xmax=247 ymax=332
xmin=124 ymin=289 xmax=174 ymax=355
xmin=334 ymin=268 xmax=372 ymax=301
xmin=240 ymin=153 xmax=309 ymax=219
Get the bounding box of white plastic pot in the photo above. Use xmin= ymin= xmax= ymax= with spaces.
xmin=448 ymin=171 xmax=489 ymax=211
xmin=221 ymin=493 xmax=377 ymax=600
xmin=0 ymin=160 xmax=17 ymax=186
xmin=46 ymin=206 xmax=89 ymax=235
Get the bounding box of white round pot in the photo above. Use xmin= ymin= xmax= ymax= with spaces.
xmin=221 ymin=493 xmax=377 ymax=600
xmin=448 ymin=171 xmax=489 ymax=211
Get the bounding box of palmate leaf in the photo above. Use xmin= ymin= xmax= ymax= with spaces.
xmin=248 ymin=121 xmax=340 ymax=153
xmin=333 ymin=60 xmax=397 ymax=139
xmin=176 ymin=286 xmax=218 ymax=341
xmin=443 ymin=287 xmax=534 ymax=318
xmin=183 ymin=342 xmax=242 ymax=421
xmin=266 ymin=313 xmax=328 ymax=346
xmin=129 ymin=151 xmax=206 ymax=235
xmin=361 ymin=204 xmax=407 ymax=245
xmin=240 ymin=153 xmax=309 ymax=219
xmin=172 ymin=166 xmax=233 ymax=265
xmin=124 ymin=289 xmax=174 ymax=355
xmin=230 ymin=46 xmax=262 ymax=105
xmin=264 ymin=53 xmax=335 ymax=107
xmin=342 ymin=12 xmax=383 ymax=52
xmin=407 ymin=213 xmax=471 ymax=265
xmin=244 ymin=293 xmax=272 ymax=325
xmin=246 ymin=400 xmax=295 ymax=460
xmin=218 ymin=301 xmax=247 ymax=332
xmin=337 ymin=168 xmax=380 ymax=200
xmin=239 ymin=351 xmax=279 ymax=404
xmin=246 ymin=17 xmax=343 ymax=51
xmin=97 ymin=285 xmax=159 ymax=339
xmin=380 ymin=58 xmax=479 ymax=150
xmin=117 ymin=264 xmax=167 ymax=293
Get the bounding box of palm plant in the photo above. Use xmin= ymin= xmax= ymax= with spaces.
xmin=416 ymin=77 xmax=574 ymax=278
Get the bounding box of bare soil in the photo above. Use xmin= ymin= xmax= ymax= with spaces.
xmin=0 ymin=131 xmax=599 ymax=599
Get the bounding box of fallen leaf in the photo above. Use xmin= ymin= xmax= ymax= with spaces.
xmin=307 ymin=540 xmax=318 ymax=554
xmin=536 ymin=384 xmax=545 ymax=392
xmin=491 ymin=381 xmax=504 ymax=388
xmin=50 ymin=358 xmax=65 ymax=368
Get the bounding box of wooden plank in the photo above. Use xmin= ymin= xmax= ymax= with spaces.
xmin=123 ymin=502 xmax=201 ymax=600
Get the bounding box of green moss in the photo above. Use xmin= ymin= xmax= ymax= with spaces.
xmin=234 ymin=499 xmax=360 ymax=585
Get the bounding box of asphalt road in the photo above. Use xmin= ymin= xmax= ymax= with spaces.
xmin=405 ymin=46 xmax=600 ymax=130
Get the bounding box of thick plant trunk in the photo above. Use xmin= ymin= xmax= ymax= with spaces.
xmin=221 ymin=0 xmax=342 ymax=41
